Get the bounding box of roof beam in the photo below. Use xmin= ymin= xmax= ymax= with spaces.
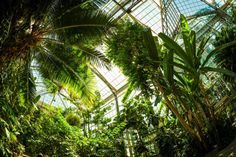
xmin=186 ymin=10 xmax=217 ymax=20
xmin=200 ymin=0 xmax=233 ymax=23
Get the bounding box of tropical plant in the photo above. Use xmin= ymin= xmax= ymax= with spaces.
xmin=17 ymin=97 xmax=128 ymax=157
xmin=213 ymin=6 xmax=236 ymax=83
xmin=105 ymin=19 xmax=201 ymax=148
xmin=19 ymin=105 xmax=83 ymax=156
xmin=0 ymin=0 xmax=115 ymax=155
xmin=105 ymin=16 xmax=236 ymax=151
xmin=105 ymin=20 xmax=154 ymax=96
xmin=0 ymin=0 xmax=115 ymax=106
xmin=63 ymin=92 xmax=127 ymax=157
xmin=158 ymin=15 xmax=236 ymax=149
xmin=118 ymin=95 xmax=158 ymax=157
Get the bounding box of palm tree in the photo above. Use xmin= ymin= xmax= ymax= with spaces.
xmin=0 ymin=0 xmax=114 ymax=105
xmin=0 ymin=0 xmax=114 ymax=155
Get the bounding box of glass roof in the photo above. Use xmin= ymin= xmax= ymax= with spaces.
xmin=131 ymin=0 xmax=163 ymax=35
xmin=95 ymin=66 xmax=127 ymax=100
xmin=35 ymin=0 xmax=234 ymax=107
xmin=94 ymin=0 xmax=233 ymax=102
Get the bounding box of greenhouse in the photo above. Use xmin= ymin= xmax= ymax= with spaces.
xmin=0 ymin=0 xmax=236 ymax=156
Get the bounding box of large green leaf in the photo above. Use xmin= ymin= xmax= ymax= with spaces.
xmin=190 ymin=31 xmax=196 ymax=65
xmin=163 ymin=50 xmax=174 ymax=86
xmin=180 ymin=15 xmax=194 ymax=67
xmin=158 ymin=32 xmax=192 ymax=68
xmin=200 ymin=67 xmax=236 ymax=77
xmin=202 ymin=40 xmax=236 ymax=67
xmin=174 ymin=71 xmax=187 ymax=87
xmin=197 ymin=37 xmax=210 ymax=58
xmin=172 ymin=62 xmax=194 ymax=73
xmin=143 ymin=28 xmax=159 ymax=62
xmin=36 ymin=44 xmax=96 ymax=106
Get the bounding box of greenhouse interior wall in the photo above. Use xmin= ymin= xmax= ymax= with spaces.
xmin=0 ymin=0 xmax=236 ymax=156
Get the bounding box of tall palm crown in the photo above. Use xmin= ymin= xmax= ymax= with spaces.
xmin=0 ymin=0 xmax=113 ymax=106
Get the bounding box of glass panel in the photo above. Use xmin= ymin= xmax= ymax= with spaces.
xmin=131 ymin=0 xmax=163 ymax=34
xmin=174 ymin=0 xmax=214 ymax=16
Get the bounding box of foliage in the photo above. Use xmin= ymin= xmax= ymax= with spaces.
xmin=156 ymin=123 xmax=203 ymax=157
xmin=0 ymin=0 xmax=114 ymax=110
xmin=65 ymin=112 xmax=81 ymax=127
xmin=213 ymin=6 xmax=236 ymax=83
xmin=0 ymin=58 xmax=36 ymax=156
xmin=17 ymin=102 xmax=127 ymax=157
xmin=106 ymin=15 xmax=236 ymax=153
xmin=1 ymin=1 xmax=236 ymax=156
xmin=119 ymin=96 xmax=158 ymax=157
xmin=0 ymin=0 xmax=114 ymax=154
xmin=0 ymin=99 xmax=25 ymax=156
xmin=19 ymin=105 xmax=83 ymax=156
xmin=159 ymin=14 xmax=236 ymax=149
xmin=105 ymin=20 xmax=156 ymax=96
xmin=77 ymin=95 xmax=127 ymax=157
xmin=118 ymin=95 xmax=204 ymax=157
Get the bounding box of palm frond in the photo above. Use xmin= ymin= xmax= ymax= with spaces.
xmin=202 ymin=40 xmax=236 ymax=67
xmin=75 ymin=45 xmax=111 ymax=69
xmin=200 ymin=67 xmax=236 ymax=78
xmin=43 ymin=78 xmax=60 ymax=94
xmin=51 ymin=9 xmax=115 ymax=43
xmin=35 ymin=43 xmax=96 ymax=106
xmin=44 ymin=38 xmax=111 ymax=69
xmin=143 ymin=28 xmax=159 ymax=62
xmin=14 ymin=52 xmax=36 ymax=105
